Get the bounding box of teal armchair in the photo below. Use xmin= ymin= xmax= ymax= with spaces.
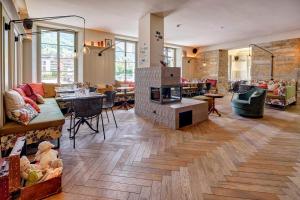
xmin=231 ymin=88 xmax=267 ymax=118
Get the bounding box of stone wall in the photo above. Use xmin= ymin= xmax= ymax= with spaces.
xmin=251 ymin=38 xmax=300 ymax=83
xmin=188 ymin=50 xmax=228 ymax=93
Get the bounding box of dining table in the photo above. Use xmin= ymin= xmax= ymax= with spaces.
xmin=56 ymin=91 xmax=106 ymax=134
xmin=116 ymin=86 xmax=134 ymax=110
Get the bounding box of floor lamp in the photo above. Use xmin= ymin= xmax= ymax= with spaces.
xmin=249 ymin=44 xmax=274 ymax=80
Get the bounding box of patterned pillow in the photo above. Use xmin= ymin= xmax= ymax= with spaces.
xmin=36 ymin=94 xmax=45 ymax=104
xmin=9 ymin=104 xmax=38 ymax=125
xmin=23 ymin=96 xmax=41 ymax=113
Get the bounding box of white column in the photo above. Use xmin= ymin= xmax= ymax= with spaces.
xmin=138 ymin=13 xmax=164 ymax=68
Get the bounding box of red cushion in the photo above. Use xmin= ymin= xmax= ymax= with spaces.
xmin=13 ymin=88 xmax=26 ymax=97
xmin=29 ymin=83 xmax=44 ymax=96
xmin=18 ymin=84 xmax=38 ymax=102
xmin=23 ymin=96 xmax=40 ymax=113
xmin=206 ymin=79 xmax=217 ymax=87
xmin=258 ymin=84 xmax=268 ymax=89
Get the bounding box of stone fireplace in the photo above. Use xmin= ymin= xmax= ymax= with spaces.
xmin=135 ymin=13 xmax=208 ymax=129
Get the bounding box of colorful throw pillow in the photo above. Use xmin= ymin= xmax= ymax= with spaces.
xmin=43 ymin=83 xmax=59 ymax=98
xmin=206 ymin=79 xmax=217 ymax=87
xmin=29 ymin=83 xmax=45 ymax=96
xmin=18 ymin=84 xmax=38 ymax=102
xmin=23 ymin=96 xmax=41 ymax=113
xmin=4 ymin=90 xmax=26 ymax=119
xmin=36 ymin=94 xmax=45 ymax=104
xmin=13 ymin=88 xmax=26 ymax=97
xmin=9 ymin=104 xmax=38 ymax=125
xmin=258 ymin=84 xmax=268 ymax=89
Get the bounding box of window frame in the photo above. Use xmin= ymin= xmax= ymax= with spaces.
xmin=37 ymin=26 xmax=78 ymax=84
xmin=164 ymin=47 xmax=176 ymax=67
xmin=114 ymin=39 xmax=137 ymax=82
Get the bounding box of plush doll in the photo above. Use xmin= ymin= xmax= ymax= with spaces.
xmin=20 ymin=156 xmax=43 ymax=186
xmin=35 ymin=141 xmax=59 ymax=170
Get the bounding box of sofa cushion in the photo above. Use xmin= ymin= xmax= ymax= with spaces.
xmin=18 ymin=84 xmax=38 ymax=102
xmin=29 ymin=83 xmax=45 ymax=96
xmin=23 ymin=96 xmax=41 ymax=113
xmin=4 ymin=90 xmax=26 ymax=118
xmin=13 ymin=88 xmax=26 ymax=97
xmin=43 ymin=83 xmax=59 ymax=98
xmin=0 ymin=98 xmax=65 ymax=136
xmin=36 ymin=94 xmax=45 ymax=104
xmin=9 ymin=104 xmax=38 ymax=125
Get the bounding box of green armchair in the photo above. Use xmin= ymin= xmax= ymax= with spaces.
xmin=231 ymin=87 xmax=267 ymax=118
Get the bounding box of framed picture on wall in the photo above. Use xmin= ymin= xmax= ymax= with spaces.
xmin=105 ymin=39 xmax=112 ymax=47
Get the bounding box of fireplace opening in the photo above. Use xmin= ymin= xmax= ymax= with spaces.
xmin=150 ymin=85 xmax=182 ymax=104
xmin=179 ymin=110 xmax=192 ymax=128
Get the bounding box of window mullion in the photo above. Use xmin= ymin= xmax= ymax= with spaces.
xmin=125 ymin=42 xmax=127 ymax=82
xmin=57 ymin=32 xmax=60 ymax=84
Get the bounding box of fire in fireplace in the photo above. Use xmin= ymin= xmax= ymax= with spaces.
xmin=150 ymin=85 xmax=182 ymax=104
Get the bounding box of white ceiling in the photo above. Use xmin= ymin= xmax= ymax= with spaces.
xmin=25 ymin=0 xmax=300 ymax=47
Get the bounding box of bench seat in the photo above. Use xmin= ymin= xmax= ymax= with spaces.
xmin=0 ymin=98 xmax=65 ymax=151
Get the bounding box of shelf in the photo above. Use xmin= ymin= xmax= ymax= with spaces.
xmin=85 ymin=45 xmax=107 ymax=49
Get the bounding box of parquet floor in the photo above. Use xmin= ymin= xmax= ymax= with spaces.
xmin=47 ymin=96 xmax=300 ymax=200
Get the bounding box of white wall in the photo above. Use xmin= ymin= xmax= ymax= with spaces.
xmin=83 ymin=29 xmax=115 ymax=85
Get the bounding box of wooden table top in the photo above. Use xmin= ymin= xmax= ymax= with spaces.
xmin=204 ymin=93 xmax=224 ymax=98
xmin=117 ymin=86 xmax=134 ymax=90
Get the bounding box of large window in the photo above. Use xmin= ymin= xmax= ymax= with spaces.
xmin=115 ymin=39 xmax=136 ymax=82
xmin=164 ymin=47 xmax=176 ymax=67
xmin=39 ymin=28 xmax=76 ymax=84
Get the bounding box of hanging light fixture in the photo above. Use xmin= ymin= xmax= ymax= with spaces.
xmin=203 ymin=52 xmax=207 ymax=67
xmin=6 ymin=15 xmax=90 ymax=55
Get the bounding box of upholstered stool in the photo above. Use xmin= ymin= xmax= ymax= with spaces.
xmin=193 ymin=95 xmax=213 ymax=111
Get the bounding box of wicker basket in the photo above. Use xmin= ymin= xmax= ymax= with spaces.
xmin=4 ymin=137 xmax=62 ymax=200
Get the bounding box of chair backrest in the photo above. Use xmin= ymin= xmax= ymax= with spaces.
xmin=232 ymin=81 xmax=241 ymax=93
xmin=72 ymin=96 xmax=103 ymax=118
xmin=206 ymin=79 xmax=217 ymax=87
xmin=104 ymin=91 xmax=116 ymax=107
xmin=89 ymin=87 xmax=97 ymax=92
xmin=206 ymin=82 xmax=211 ymax=91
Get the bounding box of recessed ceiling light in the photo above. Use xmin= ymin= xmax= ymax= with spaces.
xmin=220 ymin=26 xmax=224 ymax=29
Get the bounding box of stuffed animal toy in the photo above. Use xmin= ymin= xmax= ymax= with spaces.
xmin=20 ymin=156 xmax=43 ymax=186
xmin=35 ymin=141 xmax=59 ymax=170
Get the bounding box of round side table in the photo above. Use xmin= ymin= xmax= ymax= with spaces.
xmin=204 ymin=93 xmax=224 ymax=116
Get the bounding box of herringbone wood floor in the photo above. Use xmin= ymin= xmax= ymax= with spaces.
xmin=47 ymin=96 xmax=300 ymax=200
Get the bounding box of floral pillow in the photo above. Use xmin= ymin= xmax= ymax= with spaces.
xmin=9 ymin=104 xmax=39 ymax=125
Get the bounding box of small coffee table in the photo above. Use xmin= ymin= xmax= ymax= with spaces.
xmin=204 ymin=93 xmax=224 ymax=116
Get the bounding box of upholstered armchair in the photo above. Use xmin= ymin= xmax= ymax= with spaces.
xmin=231 ymin=87 xmax=267 ymax=118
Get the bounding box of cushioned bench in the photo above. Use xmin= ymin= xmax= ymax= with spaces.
xmin=0 ymin=98 xmax=65 ymax=152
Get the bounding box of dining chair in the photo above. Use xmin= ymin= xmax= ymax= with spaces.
xmin=102 ymin=91 xmax=118 ymax=128
xmin=71 ymin=96 xmax=105 ymax=148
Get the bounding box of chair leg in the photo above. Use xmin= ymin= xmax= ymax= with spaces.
xmin=105 ymin=109 xmax=109 ymax=122
xmin=111 ymin=107 xmax=118 ymax=128
xmin=73 ymin=118 xmax=82 ymax=148
xmin=100 ymin=113 xmax=106 ymax=140
xmin=69 ymin=114 xmax=73 ymax=138
xmin=96 ymin=115 xmax=99 ymax=132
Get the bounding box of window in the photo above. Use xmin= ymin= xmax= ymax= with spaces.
xmin=164 ymin=47 xmax=176 ymax=67
xmin=115 ymin=39 xmax=136 ymax=82
xmin=39 ymin=28 xmax=76 ymax=84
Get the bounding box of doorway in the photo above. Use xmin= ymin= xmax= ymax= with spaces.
xmin=228 ymin=48 xmax=251 ymax=81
